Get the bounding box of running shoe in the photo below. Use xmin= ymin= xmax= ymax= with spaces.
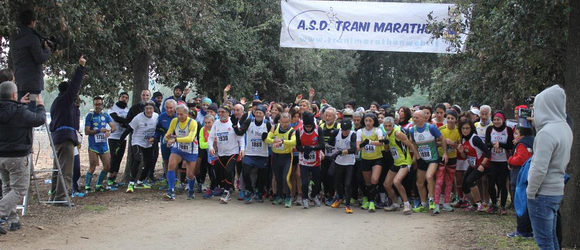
xmin=295 ymin=198 xmax=303 ymax=206
xmin=506 ymin=231 xmax=533 ymax=239
xmin=442 ymin=204 xmax=455 ymax=212
xmin=213 ymin=187 xmax=223 ymax=197
xmin=486 ymin=205 xmax=498 ymax=214
xmin=106 ymin=185 xmax=118 ymax=191
xmin=384 ymin=203 xmax=399 ymax=211
xmin=203 ymin=189 xmax=213 ymax=199
xmin=244 ymin=192 xmax=253 ymax=204
xmin=95 ymin=185 xmax=105 ymax=192
xmin=201 ymin=183 xmax=208 ymax=192
xmin=238 ymin=190 xmax=245 ymax=201
xmin=165 ymin=190 xmax=176 ymax=200
xmin=350 ymin=198 xmax=357 ymax=206
xmin=368 ymin=202 xmax=376 ymax=213
xmin=500 ymin=207 xmax=507 ymax=215
xmin=187 ymin=189 xmax=195 ymax=200
xmin=361 ymin=200 xmax=369 ymax=210
xmin=302 ymin=198 xmax=310 ymax=209
xmin=477 ymin=203 xmax=486 ymax=212
xmin=284 ymin=197 xmax=292 ymax=208
xmin=126 ymin=182 xmax=135 ymax=193
xmin=71 ymin=192 xmax=86 ymax=198
xmin=256 ymin=194 xmax=264 ymax=203
xmin=361 ymin=197 xmax=369 ymax=209
xmin=220 ymin=190 xmax=231 ymax=204
xmin=376 ymin=201 xmax=385 ymax=209
xmin=84 ymin=186 xmax=91 ymax=194
xmin=403 ymin=203 xmax=412 ymax=215
xmin=454 ymin=200 xmax=469 ymax=208
xmin=272 ymin=196 xmax=283 ymax=205
xmin=313 ymin=196 xmax=322 ymax=207
xmin=428 ymin=200 xmax=436 ymax=210
xmin=324 ymin=197 xmax=334 ymax=207
xmin=412 ymin=205 xmax=427 ymax=213
xmin=432 ymin=206 xmax=440 ymax=215
xmin=331 ymin=199 xmax=342 ymax=208
xmin=135 ymin=181 xmax=151 ymax=189
xmin=345 ymin=205 xmax=353 ymax=214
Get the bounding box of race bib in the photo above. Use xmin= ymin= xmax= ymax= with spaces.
xmin=251 ymin=138 xmax=263 ymax=149
xmin=178 ymin=142 xmax=192 ymax=153
xmin=363 ymin=144 xmax=375 ymax=153
xmin=467 ymin=156 xmax=476 ymax=167
xmin=418 ymin=145 xmax=432 ymax=160
xmin=95 ymin=133 xmax=107 ymax=143
xmin=390 ymin=146 xmax=399 ymax=159
xmin=217 ymin=132 xmax=229 ymax=142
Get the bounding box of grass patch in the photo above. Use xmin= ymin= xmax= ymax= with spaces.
xmin=84 ymin=205 xmax=107 ymax=212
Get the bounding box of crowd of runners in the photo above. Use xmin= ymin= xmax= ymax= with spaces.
xmin=77 ymin=85 xmax=535 ymax=219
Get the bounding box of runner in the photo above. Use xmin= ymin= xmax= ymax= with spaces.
xmin=409 ymin=110 xmax=448 ymax=213
xmin=485 ymin=111 xmax=513 ymax=215
xmin=356 ymin=112 xmax=384 ymax=213
xmin=84 ymin=96 xmax=116 ymax=193
xmin=296 ymin=111 xmax=325 ymax=209
xmin=432 ymin=103 xmax=447 ymax=128
xmin=155 ymin=99 xmax=177 ymax=188
xmin=381 ymin=116 xmax=417 ymax=215
xmin=289 ymin=107 xmax=303 ymax=205
xmin=123 ymin=101 xmax=159 ymax=193
xmin=433 ymin=110 xmax=460 ymax=214
xmin=265 ymin=112 xmax=297 ymax=206
xmin=200 ymin=115 xmax=219 ymax=199
xmin=320 ymin=107 xmax=340 ymax=206
xmin=164 ymin=104 xmax=199 ymax=200
xmin=107 ymin=92 xmax=129 ymax=190
xmin=458 ymin=120 xmax=491 ymax=212
xmin=208 ymin=105 xmax=245 ymax=204
xmin=234 ymin=105 xmax=271 ymax=204
xmin=330 ymin=118 xmax=357 ymax=213
xmin=398 ymin=106 xmax=412 ymax=130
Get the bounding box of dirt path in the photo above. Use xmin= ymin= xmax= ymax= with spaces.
xmin=1 ymin=197 xmax=451 ymax=250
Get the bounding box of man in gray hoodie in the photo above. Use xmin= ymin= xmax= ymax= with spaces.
xmin=527 ymin=84 xmax=572 ymax=250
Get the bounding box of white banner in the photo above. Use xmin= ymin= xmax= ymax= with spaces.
xmin=280 ymin=1 xmax=463 ymax=54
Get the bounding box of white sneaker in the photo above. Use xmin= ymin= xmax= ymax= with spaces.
xmin=201 ymin=183 xmax=208 ymax=191
xmin=442 ymin=204 xmax=455 ymax=212
xmin=220 ymin=190 xmax=231 ymax=204
xmin=384 ymin=203 xmax=399 ymax=211
xmin=313 ymin=196 xmax=321 ymax=207
xmin=302 ymin=198 xmax=309 ymax=209
xmin=295 ymin=198 xmax=303 ymax=206
xmin=403 ymin=203 xmax=412 ymax=215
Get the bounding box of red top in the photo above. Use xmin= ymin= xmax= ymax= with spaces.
xmin=299 ymin=126 xmax=322 ymax=167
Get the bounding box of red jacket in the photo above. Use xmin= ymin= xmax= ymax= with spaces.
xmin=508 ymin=140 xmax=533 ymax=168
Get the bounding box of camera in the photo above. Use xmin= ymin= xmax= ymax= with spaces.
xmin=518 ymin=108 xmax=533 ymax=118
xmin=33 ymin=30 xmax=63 ymax=51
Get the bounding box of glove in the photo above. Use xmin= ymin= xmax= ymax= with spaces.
xmin=231 ymin=115 xmax=239 ymax=127
xmin=328 ymin=136 xmax=336 ymax=146
xmin=303 ymin=146 xmax=313 ymax=159
xmin=359 ymin=139 xmax=370 ymax=148
xmin=379 ymin=139 xmax=388 ymax=144
xmin=261 ymin=132 xmax=268 ymax=141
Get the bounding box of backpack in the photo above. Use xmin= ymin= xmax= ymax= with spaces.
xmin=514 ymin=158 xmax=531 ymax=217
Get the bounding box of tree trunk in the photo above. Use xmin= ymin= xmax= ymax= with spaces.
xmin=561 ymin=0 xmax=580 ymax=248
xmin=131 ymin=50 xmax=151 ymax=105
xmin=121 ymin=49 xmax=151 ymax=183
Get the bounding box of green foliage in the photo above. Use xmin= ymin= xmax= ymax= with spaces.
xmin=1 ymin=1 xmax=439 ymax=108
xmin=427 ymin=0 xmax=569 ymax=110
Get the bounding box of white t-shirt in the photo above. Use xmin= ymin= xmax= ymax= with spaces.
xmin=208 ymin=118 xmax=245 ymax=157
xmin=129 ymin=112 xmax=159 ymax=148
xmin=108 ymin=104 xmax=129 ymax=140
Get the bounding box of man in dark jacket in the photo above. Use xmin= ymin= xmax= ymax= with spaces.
xmin=0 ymin=81 xmax=46 ymax=234
xmin=9 ymin=10 xmax=51 ymax=98
xmin=48 ymin=56 xmax=86 ymax=205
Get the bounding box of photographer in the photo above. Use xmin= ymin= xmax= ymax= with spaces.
xmin=0 ymin=81 xmax=46 ymax=234
xmin=9 ymin=10 xmax=51 ymax=99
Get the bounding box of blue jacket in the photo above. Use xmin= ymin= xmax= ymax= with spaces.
xmin=515 ymin=158 xmax=531 ymax=217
